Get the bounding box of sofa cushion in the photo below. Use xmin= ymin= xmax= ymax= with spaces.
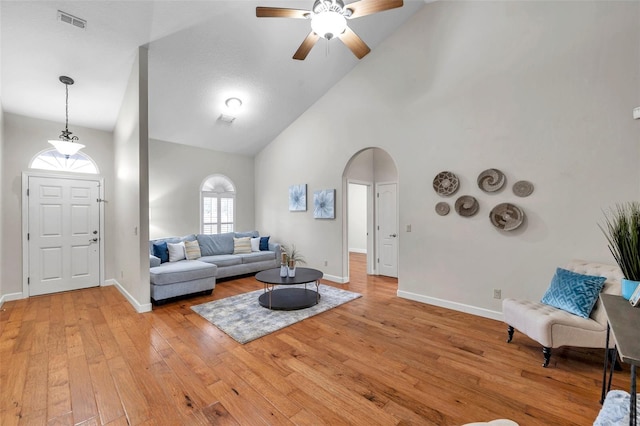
xmin=185 ymin=240 xmax=201 ymax=260
xmin=540 ymin=267 xmax=606 ymax=318
xmin=259 ymin=236 xmax=270 ymax=251
xmin=198 ymin=255 xmax=242 ymax=267
xmin=235 ymin=231 xmax=259 ymax=238
xmin=152 ymin=241 xmax=169 ymax=263
xmin=150 ymin=260 xmax=217 ymax=286
xmin=150 ymin=255 xmax=161 ymax=268
xmin=197 ymin=233 xmax=234 ymax=256
xmin=238 ymin=251 xmax=276 ymax=264
xmin=233 ymin=237 xmax=252 ymax=254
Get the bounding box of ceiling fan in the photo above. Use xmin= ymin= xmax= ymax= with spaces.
xmin=256 ymin=0 xmax=404 ymax=60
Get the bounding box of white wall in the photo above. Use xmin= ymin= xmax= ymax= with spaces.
xmin=0 ymin=113 xmax=116 ymax=300
xmin=255 ymin=1 xmax=640 ymax=318
xmin=149 ymin=138 xmax=255 ymax=238
xmin=348 ymin=183 xmax=367 ymax=253
xmin=112 ymin=47 xmax=150 ymax=312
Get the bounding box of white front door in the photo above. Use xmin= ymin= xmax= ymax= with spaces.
xmin=28 ymin=176 xmax=101 ymax=296
xmin=376 ymin=182 xmax=398 ymax=278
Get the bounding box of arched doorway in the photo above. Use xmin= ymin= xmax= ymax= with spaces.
xmin=342 ymin=148 xmax=398 ymax=282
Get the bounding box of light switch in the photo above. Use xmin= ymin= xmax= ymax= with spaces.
xmin=406 ymin=224 xmax=412 ymax=232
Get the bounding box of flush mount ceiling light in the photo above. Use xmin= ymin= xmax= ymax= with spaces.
xmin=225 ymin=97 xmax=243 ymax=110
xmin=48 ymin=76 xmax=85 ymax=158
xmin=256 ymin=0 xmax=403 ymax=60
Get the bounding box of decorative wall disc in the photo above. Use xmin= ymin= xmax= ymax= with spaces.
xmin=435 ymin=202 xmax=450 ymax=216
xmin=433 ymin=171 xmax=460 ymax=196
xmin=477 ymin=168 xmax=506 ymax=193
xmin=513 ymin=180 xmax=534 ymax=197
xmin=490 ymin=203 xmax=525 ymax=231
xmin=455 ymin=195 xmax=479 ymax=217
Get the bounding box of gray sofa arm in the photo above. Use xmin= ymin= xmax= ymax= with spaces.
xmin=150 ymin=255 xmax=161 ymax=268
xmin=269 ymin=242 xmax=282 ymax=258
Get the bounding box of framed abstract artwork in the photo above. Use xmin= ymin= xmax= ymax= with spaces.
xmin=313 ymin=189 xmax=335 ymax=219
xmin=289 ymin=184 xmax=307 ymax=211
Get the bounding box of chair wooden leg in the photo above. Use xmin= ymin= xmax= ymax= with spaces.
xmin=542 ymin=347 xmax=551 ymax=367
xmin=506 ymin=325 xmax=514 ymax=343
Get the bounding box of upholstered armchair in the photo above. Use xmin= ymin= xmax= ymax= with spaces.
xmin=502 ymin=260 xmax=623 ymax=367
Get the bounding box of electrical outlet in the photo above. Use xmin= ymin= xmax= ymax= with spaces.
xmin=493 ymin=289 xmax=502 ymax=299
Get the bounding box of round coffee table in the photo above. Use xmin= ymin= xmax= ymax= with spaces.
xmin=255 ymin=267 xmax=323 ymax=310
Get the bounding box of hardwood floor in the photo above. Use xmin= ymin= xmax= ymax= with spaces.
xmin=0 ymin=253 xmax=629 ymax=425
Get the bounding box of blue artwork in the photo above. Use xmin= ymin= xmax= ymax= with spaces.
xmin=289 ymin=184 xmax=306 ymax=211
xmin=314 ymin=189 xmax=335 ymax=219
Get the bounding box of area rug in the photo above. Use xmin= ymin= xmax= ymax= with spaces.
xmin=191 ymin=284 xmax=361 ymax=344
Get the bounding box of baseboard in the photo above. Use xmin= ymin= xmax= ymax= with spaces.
xmin=0 ymin=292 xmax=25 ymax=308
xmin=322 ymin=274 xmax=349 ymax=284
xmin=107 ymin=279 xmax=152 ymax=313
xmin=348 ymin=248 xmax=367 ymax=254
xmin=397 ymin=290 xmax=503 ymax=321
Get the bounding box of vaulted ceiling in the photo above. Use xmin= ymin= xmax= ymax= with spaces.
xmin=1 ymin=0 xmax=425 ymax=156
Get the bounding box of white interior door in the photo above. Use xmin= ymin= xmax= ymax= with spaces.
xmin=376 ymin=182 xmax=398 ymax=278
xmin=28 ymin=176 xmax=100 ymax=296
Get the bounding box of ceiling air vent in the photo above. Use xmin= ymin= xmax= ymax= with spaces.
xmin=57 ymin=10 xmax=86 ymax=30
xmin=218 ymin=114 xmax=236 ymax=124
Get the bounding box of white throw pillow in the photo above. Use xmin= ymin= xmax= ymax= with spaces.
xmin=250 ymin=237 xmax=260 ymax=252
xmin=167 ymin=241 xmax=186 ymax=262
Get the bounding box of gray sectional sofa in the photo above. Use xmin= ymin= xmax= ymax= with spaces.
xmin=149 ymin=231 xmax=281 ymax=304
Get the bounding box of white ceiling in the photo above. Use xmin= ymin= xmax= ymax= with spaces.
xmin=1 ymin=0 xmax=425 ymax=156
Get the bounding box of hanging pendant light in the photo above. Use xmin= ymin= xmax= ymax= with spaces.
xmin=48 ymin=76 xmax=85 ymax=157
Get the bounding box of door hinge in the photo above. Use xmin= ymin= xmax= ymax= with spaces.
xmin=28 ymin=277 xmax=30 ymax=284
xmin=26 ymin=188 xmax=29 ymax=196
xmin=377 ymin=193 xmax=379 ymax=198
xmin=27 ymin=233 xmax=30 ymax=240
xmin=377 ymin=225 xmax=379 ymax=230
xmin=377 ymin=258 xmax=380 ymax=263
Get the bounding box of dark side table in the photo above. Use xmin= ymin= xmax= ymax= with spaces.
xmin=255 ymin=267 xmax=323 ymax=311
xmin=600 ymin=293 xmax=639 ymax=426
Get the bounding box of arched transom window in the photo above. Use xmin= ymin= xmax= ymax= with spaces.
xmin=30 ymin=149 xmax=99 ymax=174
xmin=201 ymin=174 xmax=235 ymax=234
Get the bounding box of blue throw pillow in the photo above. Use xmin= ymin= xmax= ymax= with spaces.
xmin=540 ymin=267 xmax=607 ymax=318
xmin=259 ymin=236 xmax=270 ymax=251
xmin=152 ymin=241 xmax=169 ymax=264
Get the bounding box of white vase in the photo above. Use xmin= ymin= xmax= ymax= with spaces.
xmin=280 ymin=264 xmax=288 ymax=277
xmin=288 ymin=266 xmax=296 ymax=278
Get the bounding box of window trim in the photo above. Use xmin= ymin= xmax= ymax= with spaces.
xmin=200 ymin=174 xmax=236 ymax=234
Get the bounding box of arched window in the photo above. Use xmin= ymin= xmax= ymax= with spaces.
xmin=30 ymin=149 xmax=99 ymax=174
xmin=201 ymin=174 xmax=235 ymax=234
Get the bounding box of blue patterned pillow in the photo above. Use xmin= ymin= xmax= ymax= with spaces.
xmin=541 ymin=267 xmax=606 ymax=318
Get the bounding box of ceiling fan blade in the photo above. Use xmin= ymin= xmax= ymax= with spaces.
xmin=293 ymin=31 xmax=321 ymax=60
xmin=345 ymin=0 xmax=403 ymax=19
xmin=256 ymin=7 xmax=309 ymax=19
xmin=338 ymin=27 xmax=371 ymax=59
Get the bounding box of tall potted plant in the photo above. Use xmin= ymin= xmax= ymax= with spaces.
xmin=600 ymin=202 xmax=640 ymax=299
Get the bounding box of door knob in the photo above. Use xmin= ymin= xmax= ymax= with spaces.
xmin=90 ymin=238 xmax=98 ymax=243
xmin=390 ymin=234 xmax=397 ymax=238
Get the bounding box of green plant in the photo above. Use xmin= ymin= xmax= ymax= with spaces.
xmin=282 ymin=244 xmax=306 ymax=265
xmin=600 ymin=202 xmax=640 ymax=281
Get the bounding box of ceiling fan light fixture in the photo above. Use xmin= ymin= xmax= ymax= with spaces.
xmin=311 ymin=11 xmax=346 ymax=40
xmin=48 ymin=75 xmax=85 ymax=158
